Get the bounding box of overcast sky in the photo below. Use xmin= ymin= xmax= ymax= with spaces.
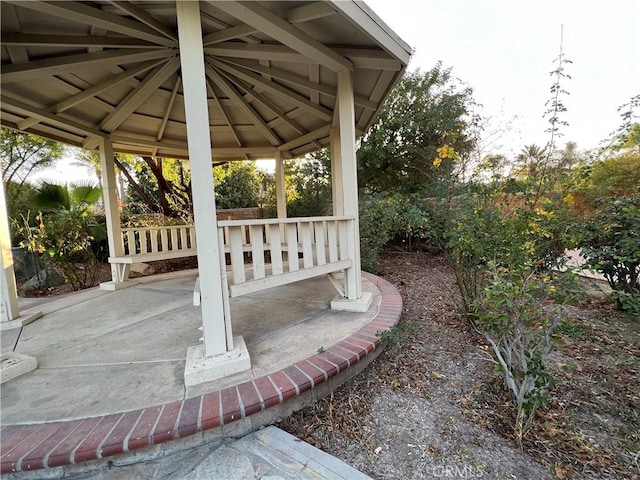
xmin=365 ymin=0 xmax=639 ymax=157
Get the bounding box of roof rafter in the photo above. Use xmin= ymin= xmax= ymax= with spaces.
xmin=211 ymin=1 xmax=352 ymax=72
xmin=1 ymin=33 xmax=159 ymax=48
xmin=109 ymin=1 xmax=178 ymax=42
xmin=222 ymin=58 xmax=378 ymax=110
xmin=0 ymin=48 xmax=175 ymax=84
xmin=209 ymin=58 xmax=333 ymax=122
xmin=231 ymin=75 xmax=308 ymax=136
xmin=100 ymin=57 xmax=180 ymax=132
xmin=285 ymin=2 xmax=336 ymax=23
xmin=277 ymin=124 xmax=332 ymax=154
xmin=204 ymin=42 xmax=306 ymax=63
xmin=156 ymin=76 xmax=181 ymax=142
xmin=206 ymin=66 xmax=282 ymax=147
xmin=17 ymin=59 xmax=166 ymax=131
xmin=205 ymin=78 xmax=242 ymax=148
xmin=1 ymin=94 xmax=106 ymax=139
xmin=5 ymin=1 xmax=177 ymax=47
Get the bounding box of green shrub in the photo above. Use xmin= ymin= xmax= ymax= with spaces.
xmin=358 ymin=193 xmax=434 ymax=272
xmin=581 ymin=196 xmax=640 ymax=316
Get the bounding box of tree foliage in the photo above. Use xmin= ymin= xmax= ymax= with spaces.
xmin=0 ymin=128 xmax=64 ymax=187
xmin=357 ymin=65 xmax=478 ymax=194
xmin=213 ymin=161 xmax=261 ymax=209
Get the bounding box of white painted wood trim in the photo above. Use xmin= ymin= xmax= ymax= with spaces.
xmin=229 ymin=259 xmax=352 ymax=298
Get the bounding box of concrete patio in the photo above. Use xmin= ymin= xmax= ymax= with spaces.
xmin=0 ymin=270 xmax=402 ymax=476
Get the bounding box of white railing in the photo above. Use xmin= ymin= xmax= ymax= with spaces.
xmin=217 ymin=216 xmax=355 ymax=297
xmin=119 ymin=224 xmax=197 ymax=259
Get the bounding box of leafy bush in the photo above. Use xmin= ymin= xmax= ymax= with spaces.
xmin=472 ymin=265 xmax=578 ymax=446
xmin=581 ymin=196 xmax=640 ymax=316
xmin=19 ymin=182 xmax=104 ymax=290
xmin=358 ymin=193 xmax=434 ymax=272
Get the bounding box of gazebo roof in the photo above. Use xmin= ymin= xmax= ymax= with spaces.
xmin=0 ymin=1 xmax=411 ymax=161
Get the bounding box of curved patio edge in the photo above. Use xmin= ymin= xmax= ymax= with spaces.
xmin=0 ymin=272 xmax=402 ymax=478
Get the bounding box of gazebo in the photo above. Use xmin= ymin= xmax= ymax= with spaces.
xmin=1 ymin=1 xmax=411 ymax=385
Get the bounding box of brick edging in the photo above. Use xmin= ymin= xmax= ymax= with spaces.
xmin=0 ymin=273 xmax=402 ymax=474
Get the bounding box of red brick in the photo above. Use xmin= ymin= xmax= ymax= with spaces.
xmin=177 ymin=396 xmax=202 ymax=438
xmin=253 ymin=377 xmax=280 ymax=409
xmin=321 ymin=350 xmax=350 ymax=371
xmin=344 ymin=337 xmax=375 ymax=354
xmin=337 ymin=340 xmax=366 ymax=358
xmin=3 ymin=424 xmax=59 ymax=472
xmin=201 ymin=392 xmax=221 ymax=431
xmin=21 ymin=421 xmax=82 ymax=471
xmin=100 ymin=411 xmax=143 ymax=458
xmin=331 ymin=344 xmax=360 ymax=363
xmin=0 ymin=425 xmax=25 ymax=444
xmin=237 ymin=382 xmax=261 ymax=417
xmin=73 ymin=414 xmax=121 ymax=463
xmin=351 ymin=332 xmax=379 ymax=347
xmin=0 ymin=424 xmax=43 ymax=462
xmin=296 ymin=361 xmax=326 ymax=386
xmin=151 ymin=401 xmax=182 ymax=444
xmin=307 ymin=356 xmax=338 ymax=378
xmin=269 ymin=371 xmax=297 ymax=401
xmin=221 ymin=387 xmax=241 ymax=425
xmin=283 ymin=365 xmax=311 ymax=393
xmin=127 ymin=406 xmax=162 ymax=451
xmin=47 ymin=418 xmax=102 ymax=468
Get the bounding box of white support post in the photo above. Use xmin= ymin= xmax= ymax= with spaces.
xmin=0 ymin=179 xmax=19 ymax=323
xmin=98 ymin=138 xmax=129 ymax=289
xmin=177 ymin=1 xmax=233 ymax=359
xmin=336 ymin=69 xmax=363 ymax=300
xmin=275 ymin=151 xmax=287 ymax=220
xmin=330 ymin=127 xmax=344 ymax=216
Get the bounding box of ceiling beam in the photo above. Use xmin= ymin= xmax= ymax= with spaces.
xmin=211 ymin=1 xmax=352 ymax=72
xmin=204 ymin=42 xmax=306 ymax=63
xmin=277 ymin=124 xmax=332 ymax=153
xmin=6 ymin=1 xmax=177 ymax=47
xmin=100 ymin=57 xmax=180 ymax=132
xmin=221 ymin=58 xmax=378 ymax=110
xmin=17 ymin=59 xmax=166 ymax=130
xmin=206 ymin=66 xmax=282 ymax=147
xmin=0 ymin=48 xmax=175 ymax=84
xmin=1 ymin=94 xmax=106 ymax=138
xmin=1 ymin=33 xmax=159 ymax=48
xmin=209 ymin=59 xmax=333 ymax=122
xmin=334 ymin=47 xmax=403 ymax=71
xmin=109 ymin=1 xmax=178 ymax=41
xmin=285 ymin=2 xmax=335 ymax=23
xmin=205 ymin=78 xmax=242 ymax=148
xmin=201 ymin=2 xmax=335 ymax=46
xmin=203 ymin=24 xmax=258 ymax=45
xmin=156 ymin=76 xmax=181 ymax=142
xmin=231 ymin=76 xmax=307 ymax=136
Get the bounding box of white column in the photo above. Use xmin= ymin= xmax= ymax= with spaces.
xmin=177 ymin=1 xmax=229 ymax=356
xmin=98 ymin=138 xmax=126 ymax=284
xmin=0 ymin=179 xmax=19 ymax=322
xmin=330 ymin=127 xmax=344 ymax=216
xmin=337 ymin=70 xmax=362 ymax=299
xmin=275 ymin=151 xmax=287 ymax=219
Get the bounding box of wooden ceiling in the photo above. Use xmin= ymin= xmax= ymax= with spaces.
xmin=1 ymin=1 xmax=411 ymax=161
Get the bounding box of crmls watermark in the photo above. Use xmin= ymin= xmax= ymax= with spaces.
xmin=430 ymin=464 xmax=484 ymax=478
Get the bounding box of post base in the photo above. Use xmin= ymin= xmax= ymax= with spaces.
xmin=99 ymin=280 xmax=139 ymax=291
xmin=330 ymin=291 xmax=373 ymax=313
xmin=184 ymin=336 xmax=251 ymax=387
xmin=1 ymin=352 xmax=37 ymax=384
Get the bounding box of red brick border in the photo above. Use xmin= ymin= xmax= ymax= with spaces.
xmin=0 ymin=273 xmax=401 ymax=475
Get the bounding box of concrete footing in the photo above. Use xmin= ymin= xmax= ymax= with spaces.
xmin=1 ymin=352 xmax=37 ymax=384
xmin=184 ymin=336 xmax=251 ymax=387
xmin=331 ymin=291 xmax=373 ymax=313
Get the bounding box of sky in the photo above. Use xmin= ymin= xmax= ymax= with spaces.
xmin=365 ymin=0 xmax=639 ymax=158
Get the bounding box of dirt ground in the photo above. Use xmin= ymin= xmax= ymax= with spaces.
xmin=279 ymin=250 xmax=640 ymax=480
